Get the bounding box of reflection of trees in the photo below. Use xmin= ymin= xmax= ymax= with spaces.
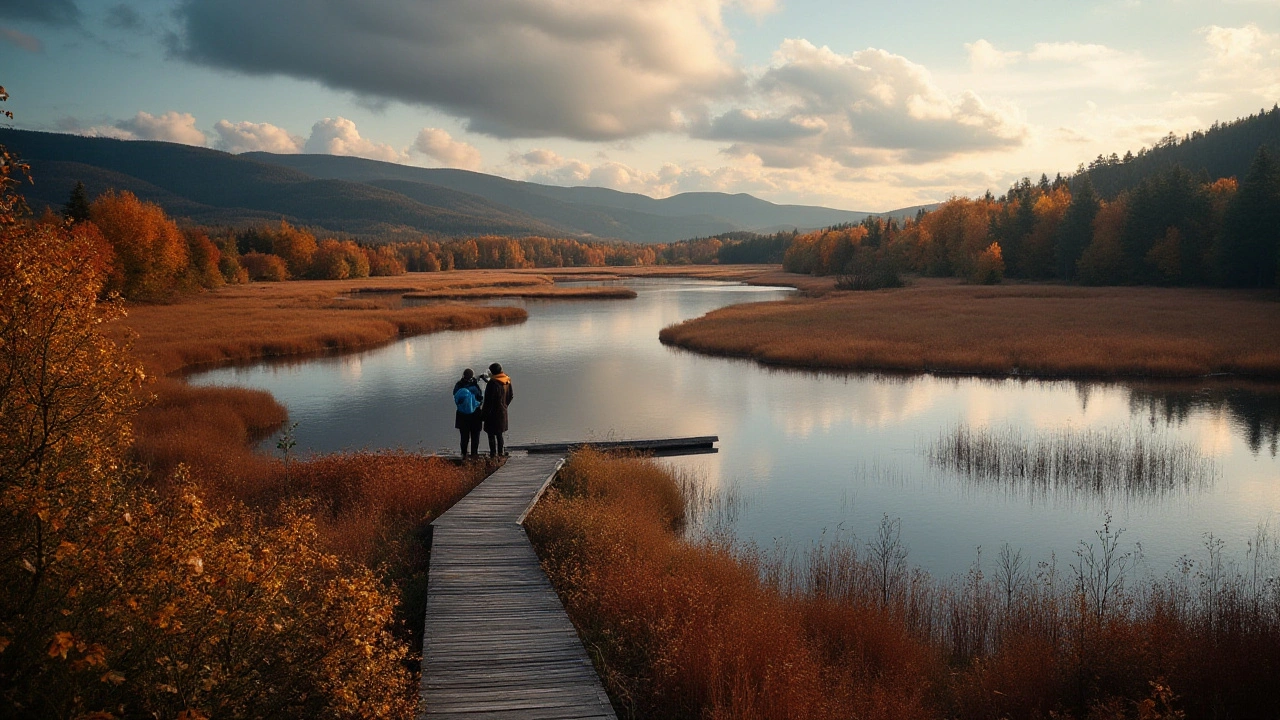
xmin=1123 ymin=382 xmax=1280 ymax=456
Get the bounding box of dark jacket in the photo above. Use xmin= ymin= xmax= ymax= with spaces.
xmin=481 ymin=373 xmax=513 ymax=433
xmin=453 ymin=378 xmax=483 ymax=431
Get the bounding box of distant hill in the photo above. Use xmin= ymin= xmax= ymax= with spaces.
xmin=2 ymin=128 xmax=916 ymax=242
xmin=1082 ymin=105 xmax=1280 ymax=198
xmin=243 ymin=152 xmax=879 ymax=241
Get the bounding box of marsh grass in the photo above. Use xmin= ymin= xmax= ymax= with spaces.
xmin=660 ymin=280 xmax=1280 ymax=378
xmin=530 ymin=450 xmax=1280 ymax=719
xmin=927 ymin=424 xmax=1218 ymax=498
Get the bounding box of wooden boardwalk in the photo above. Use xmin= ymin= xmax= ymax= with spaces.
xmin=420 ymin=453 xmax=617 ymax=720
xmin=508 ymin=435 xmax=718 ymax=456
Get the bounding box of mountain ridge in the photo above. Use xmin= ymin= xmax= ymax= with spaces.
xmin=0 ymin=129 xmax=915 ymax=242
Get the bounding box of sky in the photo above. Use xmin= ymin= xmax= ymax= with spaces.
xmin=1 ymin=0 xmax=1278 ymax=211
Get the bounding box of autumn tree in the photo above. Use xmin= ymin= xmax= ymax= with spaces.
xmin=90 ymin=190 xmax=190 ymax=300
xmin=1077 ymin=198 xmax=1129 ymax=285
xmin=269 ymin=220 xmax=317 ymax=278
xmin=0 ymin=175 xmax=414 ymax=719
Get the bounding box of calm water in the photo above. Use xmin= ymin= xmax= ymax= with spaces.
xmin=189 ymin=278 xmax=1280 ymax=578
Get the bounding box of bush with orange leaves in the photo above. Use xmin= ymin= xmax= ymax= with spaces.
xmin=0 ymin=216 xmax=414 ymax=717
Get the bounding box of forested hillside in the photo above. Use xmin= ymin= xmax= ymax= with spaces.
xmin=1082 ymin=105 xmax=1280 ymax=198
xmin=0 ymin=129 xmax=895 ymax=243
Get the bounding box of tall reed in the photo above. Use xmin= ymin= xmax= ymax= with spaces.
xmin=927 ymin=423 xmax=1218 ymax=498
xmin=531 ymin=450 xmax=1280 ymax=719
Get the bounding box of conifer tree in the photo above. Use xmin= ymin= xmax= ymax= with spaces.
xmin=1218 ymin=147 xmax=1280 ymax=287
xmin=1056 ymin=174 xmax=1099 ymax=280
xmin=61 ymin=181 xmax=90 ymax=224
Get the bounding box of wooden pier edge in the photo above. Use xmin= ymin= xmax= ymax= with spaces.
xmin=508 ymin=435 xmax=718 ymax=455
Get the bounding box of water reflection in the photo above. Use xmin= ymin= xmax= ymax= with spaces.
xmin=188 ymin=278 xmax=1280 ymax=577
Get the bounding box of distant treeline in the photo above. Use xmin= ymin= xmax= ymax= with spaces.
xmin=47 ymin=183 xmax=797 ymax=301
xmin=783 ymin=145 xmax=1280 ymax=289
xmin=42 ymin=103 xmax=1280 ymax=300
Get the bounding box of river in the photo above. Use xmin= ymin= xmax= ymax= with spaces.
xmin=188 ymin=277 xmax=1280 ymax=578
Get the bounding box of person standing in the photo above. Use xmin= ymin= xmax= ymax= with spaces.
xmin=480 ymin=362 xmax=513 ymax=457
xmin=453 ymin=368 xmax=484 ymax=460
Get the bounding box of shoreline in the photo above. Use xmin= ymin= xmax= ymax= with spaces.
xmin=659 ymin=279 xmax=1280 ymax=381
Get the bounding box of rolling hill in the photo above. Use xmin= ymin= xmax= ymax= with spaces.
xmin=2 ymin=129 xmax=901 ymax=242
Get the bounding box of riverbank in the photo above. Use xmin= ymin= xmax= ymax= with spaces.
xmin=526 ymin=450 xmax=1280 ymax=719
xmin=660 ymin=279 xmax=1280 ymax=379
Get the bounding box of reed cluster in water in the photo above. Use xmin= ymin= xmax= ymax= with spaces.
xmin=927 ymin=423 xmax=1217 ymax=497
xmin=528 ymin=450 xmax=1280 ymax=720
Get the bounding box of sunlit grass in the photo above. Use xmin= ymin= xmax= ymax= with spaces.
xmin=660 ymin=280 xmax=1280 ymax=378
xmin=529 ymin=450 xmax=1280 ymax=719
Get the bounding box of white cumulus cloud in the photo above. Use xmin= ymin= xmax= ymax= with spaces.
xmin=81 ymin=111 xmax=208 ymax=146
xmin=213 ymin=120 xmax=303 ymax=154
xmin=303 ymin=117 xmax=405 ymax=162
xmin=695 ymin=40 xmax=1026 ymax=168
xmin=412 ymin=128 xmax=483 ymax=170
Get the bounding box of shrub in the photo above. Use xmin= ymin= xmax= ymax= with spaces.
xmin=835 ymin=246 xmax=905 ymax=290
xmin=240 ymin=251 xmax=289 ymax=281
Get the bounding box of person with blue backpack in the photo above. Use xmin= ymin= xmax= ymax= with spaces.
xmin=453 ymin=368 xmax=484 ymax=460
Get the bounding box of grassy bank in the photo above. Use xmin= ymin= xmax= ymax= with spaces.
xmin=660 ymin=280 xmax=1280 ymax=378
xmin=527 ymin=450 xmax=1280 ymax=719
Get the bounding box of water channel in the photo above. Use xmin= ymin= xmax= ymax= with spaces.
xmin=189 ymin=278 xmax=1280 ymax=579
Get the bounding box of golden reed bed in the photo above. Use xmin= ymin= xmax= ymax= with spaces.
xmin=661 ymin=279 xmax=1280 ymax=378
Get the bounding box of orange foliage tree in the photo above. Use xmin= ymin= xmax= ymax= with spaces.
xmin=90 ymin=190 xmax=191 ymax=300
xmin=269 ymin=220 xmax=317 ymax=278
xmin=0 ymin=187 xmax=413 ymax=718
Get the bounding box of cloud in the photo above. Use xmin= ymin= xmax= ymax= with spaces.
xmin=412 ymin=128 xmax=483 ymax=170
xmin=213 ymin=119 xmax=303 ymax=154
xmin=1200 ymin=23 xmax=1280 ymax=96
xmin=173 ymin=0 xmax=748 ymax=141
xmin=303 ymin=117 xmax=405 ymax=162
xmin=79 ymin=111 xmax=208 ymax=145
xmin=696 ymin=40 xmax=1026 ymax=169
xmin=966 ymin=39 xmax=1019 ymax=71
xmin=0 ymin=25 xmax=41 ymax=52
xmin=0 ymin=0 xmax=80 ymax=25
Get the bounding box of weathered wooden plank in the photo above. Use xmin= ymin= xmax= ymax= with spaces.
xmin=420 ymin=452 xmax=617 ymax=720
xmin=506 ymin=435 xmax=718 ymax=455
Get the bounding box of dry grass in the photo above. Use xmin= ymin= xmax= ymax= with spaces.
xmin=660 ymin=279 xmax=1280 ymax=378
xmin=112 ymin=272 xmax=540 ymax=376
xmin=529 ymin=451 xmax=1280 ymax=720
xmin=526 ymin=450 xmax=938 ymax=720
xmin=130 ymin=375 xmax=492 ymax=678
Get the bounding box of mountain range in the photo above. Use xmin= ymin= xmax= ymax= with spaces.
xmin=0 ymin=129 xmax=920 ymax=243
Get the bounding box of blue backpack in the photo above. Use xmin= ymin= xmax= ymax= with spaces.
xmin=454 ymin=386 xmax=481 ymax=414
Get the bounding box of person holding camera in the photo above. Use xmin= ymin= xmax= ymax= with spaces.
xmin=479 ymin=362 xmax=513 ymax=457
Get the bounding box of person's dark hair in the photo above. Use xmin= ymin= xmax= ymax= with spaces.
xmin=489 ymin=363 xmax=503 ymax=374
xmin=462 ymin=368 xmax=474 ymax=379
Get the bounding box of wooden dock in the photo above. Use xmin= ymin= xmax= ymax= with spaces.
xmin=508 ymin=435 xmax=718 ymax=456
xmin=420 ymin=452 xmax=617 ymax=720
